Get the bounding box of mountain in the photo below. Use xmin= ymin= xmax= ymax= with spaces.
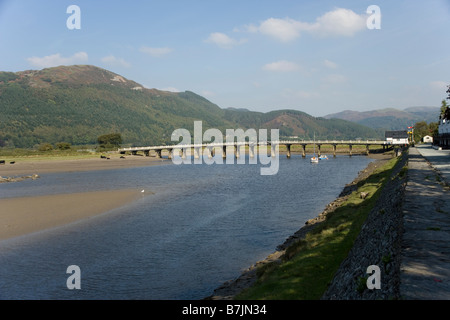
xmin=0 ymin=65 xmax=382 ymax=148
xmin=324 ymin=107 xmax=440 ymax=131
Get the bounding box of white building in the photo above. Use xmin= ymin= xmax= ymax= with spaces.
xmin=423 ymin=135 xmax=433 ymax=143
xmin=437 ymin=107 xmax=450 ymax=148
xmin=385 ymin=131 xmax=409 ymax=145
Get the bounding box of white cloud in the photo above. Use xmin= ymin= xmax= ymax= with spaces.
xmin=101 ymin=55 xmax=131 ymax=68
xmin=309 ymin=8 xmax=367 ymax=37
xmin=27 ymin=52 xmax=88 ymax=68
xmin=241 ymin=8 xmax=367 ymax=42
xmin=263 ymin=60 xmax=301 ymax=72
xmin=257 ymin=18 xmax=308 ymax=42
xmin=205 ymin=32 xmax=247 ymax=49
xmin=140 ymin=46 xmax=173 ymax=57
xmin=323 ymin=59 xmax=338 ymax=69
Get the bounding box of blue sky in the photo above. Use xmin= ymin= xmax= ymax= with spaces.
xmin=0 ymin=0 xmax=449 ymax=117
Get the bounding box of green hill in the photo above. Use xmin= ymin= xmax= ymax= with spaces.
xmin=0 ymin=65 xmax=382 ymax=148
xmin=324 ymin=107 xmax=440 ymax=131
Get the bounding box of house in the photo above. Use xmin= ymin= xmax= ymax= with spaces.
xmin=385 ymin=131 xmax=409 ymax=145
xmin=436 ymin=107 xmax=450 ymax=148
xmin=423 ymin=135 xmax=433 ymax=143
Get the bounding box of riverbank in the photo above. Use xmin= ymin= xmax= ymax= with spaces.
xmin=0 ymin=154 xmax=163 ymax=241
xmin=0 ymin=154 xmax=170 ymax=178
xmin=207 ymin=151 xmax=402 ymax=299
xmin=0 ymin=189 xmax=147 ymax=241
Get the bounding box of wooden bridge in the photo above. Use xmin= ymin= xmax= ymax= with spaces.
xmin=118 ymin=139 xmax=389 ymax=159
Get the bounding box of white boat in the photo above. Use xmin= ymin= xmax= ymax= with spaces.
xmin=319 ymin=155 xmax=328 ymax=160
xmin=311 ymin=132 xmax=319 ymax=163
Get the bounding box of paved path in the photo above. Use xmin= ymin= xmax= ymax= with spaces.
xmin=416 ymin=144 xmax=450 ymax=183
xmin=400 ymin=146 xmax=450 ymax=299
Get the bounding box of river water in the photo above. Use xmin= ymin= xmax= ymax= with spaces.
xmin=0 ymin=154 xmax=373 ymax=299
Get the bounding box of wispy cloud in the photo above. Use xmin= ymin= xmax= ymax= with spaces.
xmin=240 ymin=8 xmax=367 ymax=42
xmin=101 ymin=55 xmax=131 ymax=68
xmin=140 ymin=46 xmax=173 ymax=57
xmin=263 ymin=60 xmax=301 ymax=72
xmin=27 ymin=52 xmax=88 ymax=68
xmin=205 ymin=32 xmax=247 ymax=49
xmin=251 ymin=18 xmax=309 ymax=42
xmin=323 ymin=59 xmax=338 ymax=69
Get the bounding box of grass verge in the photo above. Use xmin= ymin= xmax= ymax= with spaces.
xmin=235 ymin=156 xmax=401 ymax=300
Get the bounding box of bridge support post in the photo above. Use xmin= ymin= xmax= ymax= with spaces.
xmin=271 ymin=144 xmax=277 ymax=157
xmin=144 ymin=150 xmax=150 ymax=157
xmin=235 ymin=145 xmax=240 ymax=158
xmin=249 ymin=145 xmax=255 ymax=158
xmin=317 ymin=145 xmax=321 ymax=157
xmin=286 ymin=144 xmax=291 ymax=158
xmin=194 ymin=147 xmax=201 ymax=160
xmin=333 ymin=144 xmax=337 ymax=157
xmin=366 ymin=145 xmax=370 ymax=155
xmin=156 ymin=149 xmax=162 ymax=158
xmin=349 ymin=144 xmax=353 ymax=157
xmin=222 ymin=146 xmax=227 ymax=159
xmin=302 ymin=145 xmax=306 ymax=158
xmin=131 ymin=151 xmax=137 ymax=155
xmin=205 ymin=147 xmax=212 ymax=159
xmin=167 ymin=149 xmax=173 ymax=159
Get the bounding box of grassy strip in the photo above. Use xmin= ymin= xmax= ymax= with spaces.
xmin=235 ymin=156 xmax=401 ymax=300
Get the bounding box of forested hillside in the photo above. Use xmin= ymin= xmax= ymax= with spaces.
xmin=0 ymin=65 xmax=382 ymax=148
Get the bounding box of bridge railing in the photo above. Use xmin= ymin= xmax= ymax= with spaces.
xmin=119 ymin=140 xmax=386 ymax=150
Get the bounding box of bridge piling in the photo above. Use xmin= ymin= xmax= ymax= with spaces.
xmin=286 ymin=144 xmax=291 ymax=158
xmin=194 ymin=147 xmax=201 ymax=160
xmin=249 ymin=145 xmax=255 ymax=158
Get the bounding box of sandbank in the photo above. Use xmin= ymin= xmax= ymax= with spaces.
xmin=0 ymin=155 xmax=169 ymax=177
xmin=0 ymin=189 xmax=145 ymax=241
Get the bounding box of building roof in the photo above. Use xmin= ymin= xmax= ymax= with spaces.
xmin=385 ymin=130 xmax=408 ymax=139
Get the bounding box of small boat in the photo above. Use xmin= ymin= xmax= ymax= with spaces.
xmin=319 ymin=155 xmax=328 ymax=160
xmin=311 ymin=132 xmax=319 ymax=163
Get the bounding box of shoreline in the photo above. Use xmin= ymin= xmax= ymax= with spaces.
xmin=0 ymin=189 xmax=147 ymax=241
xmin=206 ymin=152 xmax=393 ymax=300
xmin=0 ymin=154 xmax=170 ymax=177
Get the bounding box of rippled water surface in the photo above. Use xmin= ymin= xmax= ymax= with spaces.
xmin=0 ymin=155 xmax=373 ymax=299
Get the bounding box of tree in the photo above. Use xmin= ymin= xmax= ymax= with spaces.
xmin=56 ymin=142 xmax=72 ymax=150
xmin=38 ymin=143 xmax=53 ymax=152
xmin=97 ymin=133 xmax=122 ymax=150
xmin=441 ymin=100 xmax=448 ymax=116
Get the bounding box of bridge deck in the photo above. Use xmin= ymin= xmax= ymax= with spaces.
xmin=119 ymin=140 xmax=388 ymax=153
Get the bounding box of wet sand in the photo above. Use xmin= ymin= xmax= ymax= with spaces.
xmin=0 ymin=155 xmax=170 ymax=177
xmin=0 ymin=155 xmax=165 ymax=241
xmin=0 ymin=189 xmax=146 ymax=241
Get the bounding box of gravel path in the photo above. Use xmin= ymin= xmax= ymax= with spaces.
xmin=399 ymin=146 xmax=450 ymax=300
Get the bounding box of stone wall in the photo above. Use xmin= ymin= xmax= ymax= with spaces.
xmin=321 ymin=154 xmax=407 ymax=300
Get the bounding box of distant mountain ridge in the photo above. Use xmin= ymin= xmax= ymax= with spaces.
xmin=0 ymin=65 xmax=382 ymax=148
xmin=324 ymin=107 xmax=440 ymax=131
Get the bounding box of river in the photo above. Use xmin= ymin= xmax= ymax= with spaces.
xmin=0 ymin=154 xmax=373 ymax=299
